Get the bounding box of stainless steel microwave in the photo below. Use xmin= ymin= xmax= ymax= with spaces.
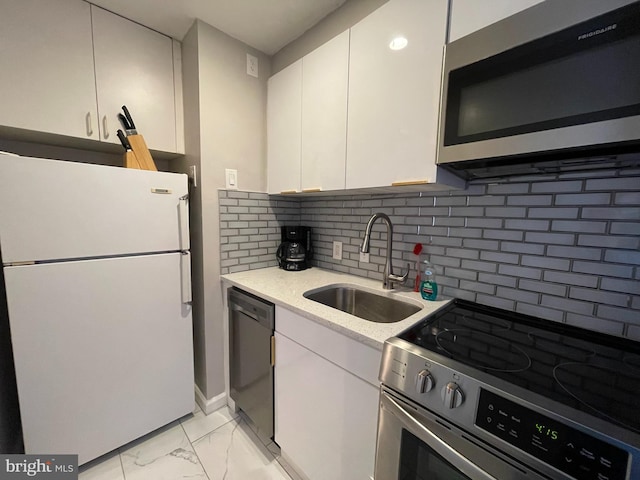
xmin=437 ymin=0 xmax=640 ymax=179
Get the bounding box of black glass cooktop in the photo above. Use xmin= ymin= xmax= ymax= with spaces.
xmin=399 ymin=299 xmax=640 ymax=434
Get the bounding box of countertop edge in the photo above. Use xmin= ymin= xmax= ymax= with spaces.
xmin=220 ymin=267 xmax=452 ymax=350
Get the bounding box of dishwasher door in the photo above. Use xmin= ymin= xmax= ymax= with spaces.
xmin=228 ymin=287 xmax=275 ymax=442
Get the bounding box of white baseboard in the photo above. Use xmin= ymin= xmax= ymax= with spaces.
xmin=194 ymin=385 xmax=227 ymax=415
xmin=279 ymin=450 xmax=310 ymax=480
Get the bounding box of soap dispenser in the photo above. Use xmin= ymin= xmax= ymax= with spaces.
xmin=420 ymin=260 xmax=438 ymax=301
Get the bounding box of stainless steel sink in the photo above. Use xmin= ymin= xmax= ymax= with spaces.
xmin=303 ymin=285 xmax=422 ymax=323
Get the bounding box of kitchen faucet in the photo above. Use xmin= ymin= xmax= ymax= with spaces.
xmin=360 ymin=212 xmax=408 ymax=290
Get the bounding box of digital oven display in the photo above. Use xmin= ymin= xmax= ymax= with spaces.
xmin=475 ymin=389 xmax=628 ymax=480
xmin=535 ymin=423 xmax=559 ymax=441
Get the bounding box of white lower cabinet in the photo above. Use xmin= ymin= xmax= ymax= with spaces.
xmin=275 ymin=307 xmax=380 ymax=480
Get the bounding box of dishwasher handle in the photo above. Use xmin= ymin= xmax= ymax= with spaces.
xmin=228 ymin=287 xmax=275 ymax=330
xmin=230 ymin=303 xmax=259 ymax=321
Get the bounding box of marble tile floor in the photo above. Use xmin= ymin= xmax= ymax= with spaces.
xmin=79 ymin=405 xmax=297 ymax=480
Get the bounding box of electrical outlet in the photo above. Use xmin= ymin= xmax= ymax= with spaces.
xmin=246 ymin=53 xmax=258 ymax=78
xmin=332 ymin=241 xmax=343 ymax=260
xmin=225 ymin=169 xmax=238 ymax=189
xmin=359 ymin=251 xmax=370 ymax=263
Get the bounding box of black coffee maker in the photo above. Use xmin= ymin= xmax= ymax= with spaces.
xmin=276 ymin=226 xmax=312 ymax=271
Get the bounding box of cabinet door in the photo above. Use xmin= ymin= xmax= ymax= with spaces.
xmin=449 ymin=0 xmax=545 ymax=42
xmin=91 ymin=5 xmax=177 ymax=153
xmin=275 ymin=332 xmax=378 ymax=480
xmin=301 ymin=31 xmax=349 ymax=192
xmin=267 ymin=60 xmax=302 ymax=194
xmin=346 ymin=0 xmax=448 ymax=189
xmin=0 ymin=0 xmax=98 ymax=140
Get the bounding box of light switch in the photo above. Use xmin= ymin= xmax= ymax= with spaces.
xmin=225 ymin=169 xmax=238 ymax=189
xmin=188 ymin=165 xmax=197 ymax=188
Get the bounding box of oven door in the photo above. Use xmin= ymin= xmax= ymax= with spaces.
xmin=375 ymin=387 xmax=544 ymax=480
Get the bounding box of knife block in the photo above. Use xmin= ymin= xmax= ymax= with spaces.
xmin=123 ymin=150 xmax=142 ymax=169
xmin=127 ymin=135 xmax=157 ymax=171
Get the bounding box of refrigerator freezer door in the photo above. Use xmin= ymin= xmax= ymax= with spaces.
xmin=4 ymin=253 xmax=194 ymax=464
xmin=0 ymin=154 xmax=189 ymax=264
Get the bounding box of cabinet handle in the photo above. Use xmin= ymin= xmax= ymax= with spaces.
xmin=391 ymin=179 xmax=430 ymax=186
xmin=302 ymin=188 xmax=322 ymax=193
xmin=271 ymin=335 xmax=275 ymax=367
xmin=279 ymin=190 xmax=298 ymax=195
xmin=86 ymin=112 xmax=93 ymax=137
xmin=102 ymin=115 xmax=109 ymax=139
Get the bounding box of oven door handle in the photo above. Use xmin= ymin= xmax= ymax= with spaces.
xmin=383 ymin=391 xmax=499 ymax=480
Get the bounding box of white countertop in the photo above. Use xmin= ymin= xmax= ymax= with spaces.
xmin=220 ymin=267 xmax=451 ymax=350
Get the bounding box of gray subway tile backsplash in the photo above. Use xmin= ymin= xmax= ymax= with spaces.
xmin=219 ymin=169 xmax=640 ymax=339
xmin=610 ymin=222 xmax=640 ymax=235
xmin=528 ymin=207 xmax=579 ymax=219
xmin=571 ymin=260 xmax=633 ymax=279
xmin=530 ymin=180 xmax=583 ymax=193
xmin=551 ymin=220 xmax=607 ymax=233
xmin=586 ymin=177 xmax=639 ymax=191
xmin=554 ymin=193 xmax=611 ymax=205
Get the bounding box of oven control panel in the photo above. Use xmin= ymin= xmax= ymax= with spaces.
xmin=476 ymin=389 xmax=628 ymax=480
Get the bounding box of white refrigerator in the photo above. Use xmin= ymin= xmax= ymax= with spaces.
xmin=0 ymin=153 xmax=194 ymax=464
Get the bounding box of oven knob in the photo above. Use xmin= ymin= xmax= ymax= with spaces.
xmin=441 ymin=382 xmax=464 ymax=409
xmin=415 ymin=369 xmax=434 ymax=393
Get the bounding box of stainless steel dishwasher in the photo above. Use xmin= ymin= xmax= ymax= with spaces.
xmin=228 ymin=287 xmax=275 ymax=442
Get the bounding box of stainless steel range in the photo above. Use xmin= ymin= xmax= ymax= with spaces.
xmin=375 ymin=299 xmax=640 ymax=480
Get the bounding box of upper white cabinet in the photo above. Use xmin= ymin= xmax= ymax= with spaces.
xmin=267 ymin=0 xmax=465 ymax=194
xmin=0 ymin=0 xmax=181 ymax=154
xmin=0 ymin=0 xmax=98 ymax=140
xmin=92 ymin=6 xmax=177 ymax=153
xmin=301 ymin=30 xmax=349 ymax=193
xmin=448 ymin=0 xmax=545 ymax=42
xmin=267 ymin=31 xmax=349 ymax=195
xmin=346 ymin=0 xmax=457 ymax=189
xmin=267 ymin=59 xmax=302 ymax=194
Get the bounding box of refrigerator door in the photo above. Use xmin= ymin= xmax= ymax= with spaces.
xmin=4 ymin=253 xmax=194 ymax=464
xmin=0 ymin=154 xmax=189 ymax=264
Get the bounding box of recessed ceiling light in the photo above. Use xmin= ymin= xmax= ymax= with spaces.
xmin=389 ymin=36 xmax=408 ymax=50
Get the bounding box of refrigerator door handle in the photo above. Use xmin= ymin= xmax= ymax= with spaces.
xmin=178 ymin=195 xmax=190 ymax=251
xmin=180 ymin=251 xmax=192 ymax=305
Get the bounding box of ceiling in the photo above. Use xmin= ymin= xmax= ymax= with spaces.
xmin=90 ymin=0 xmax=348 ymax=55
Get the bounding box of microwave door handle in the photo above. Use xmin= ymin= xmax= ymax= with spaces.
xmin=382 ymin=392 xmax=499 ymax=480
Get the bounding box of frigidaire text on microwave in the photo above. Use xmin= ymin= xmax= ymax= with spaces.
xmin=437 ymin=0 xmax=640 ymax=179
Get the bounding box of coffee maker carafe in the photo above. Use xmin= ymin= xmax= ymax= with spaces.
xmin=276 ymin=226 xmax=312 ymax=271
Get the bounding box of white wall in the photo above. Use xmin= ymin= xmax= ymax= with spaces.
xmin=181 ymin=20 xmax=270 ymax=401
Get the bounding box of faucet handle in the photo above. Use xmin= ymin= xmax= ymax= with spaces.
xmin=389 ymin=263 xmax=410 ymax=285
